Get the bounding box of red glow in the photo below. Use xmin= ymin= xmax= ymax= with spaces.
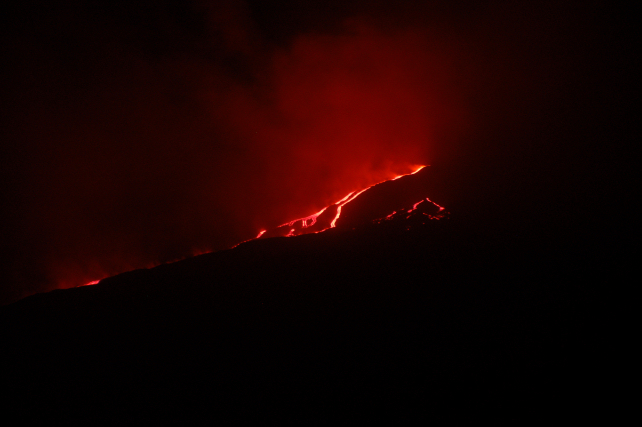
xmin=81 ymin=280 xmax=100 ymax=287
xmin=2 ymin=15 xmax=473 ymax=305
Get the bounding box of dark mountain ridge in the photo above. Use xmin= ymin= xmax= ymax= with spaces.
xmin=1 ymin=167 xmax=594 ymax=422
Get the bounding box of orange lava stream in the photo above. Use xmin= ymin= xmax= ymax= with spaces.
xmin=279 ymin=207 xmax=328 ymax=229
xmin=329 ymin=165 xmax=425 ymax=228
xmin=425 ymin=197 xmax=445 ymax=212
xmin=265 ymin=166 xmax=427 ymax=237
xmin=80 ymin=280 xmax=100 ymax=287
xmin=330 ymin=187 xmax=369 ymax=228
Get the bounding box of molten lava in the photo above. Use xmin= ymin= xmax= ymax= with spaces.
xmin=256 ymin=165 xmax=448 ymax=240
xmin=81 ymin=280 xmax=101 ymax=287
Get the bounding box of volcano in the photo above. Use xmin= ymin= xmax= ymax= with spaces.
xmin=0 ymin=167 xmax=592 ymax=422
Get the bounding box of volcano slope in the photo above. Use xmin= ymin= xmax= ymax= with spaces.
xmin=1 ymin=167 xmax=592 ymax=422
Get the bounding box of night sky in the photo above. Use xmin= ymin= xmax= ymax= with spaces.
xmin=0 ymin=0 xmax=630 ymax=304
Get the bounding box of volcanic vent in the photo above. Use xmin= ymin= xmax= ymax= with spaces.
xmin=255 ymin=166 xmax=448 ymax=240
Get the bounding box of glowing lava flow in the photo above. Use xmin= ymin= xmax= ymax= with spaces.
xmin=425 ymin=197 xmax=445 ymax=212
xmin=255 ymin=165 xmax=439 ymax=240
xmin=279 ymin=207 xmax=328 ymax=229
xmin=80 ymin=280 xmax=100 ymax=287
xmin=75 ymin=166 xmax=442 ymax=288
xmin=329 ymin=166 xmax=427 ymax=229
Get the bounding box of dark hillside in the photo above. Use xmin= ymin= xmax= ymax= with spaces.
xmin=1 ymin=212 xmax=593 ymax=422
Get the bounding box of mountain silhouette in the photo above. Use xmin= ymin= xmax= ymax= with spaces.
xmin=0 ymin=167 xmax=593 ymax=422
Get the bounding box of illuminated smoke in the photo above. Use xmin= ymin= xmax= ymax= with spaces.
xmin=2 ymin=4 xmax=465 ymax=303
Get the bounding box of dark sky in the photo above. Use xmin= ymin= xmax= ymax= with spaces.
xmin=0 ymin=0 xmax=631 ymax=304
